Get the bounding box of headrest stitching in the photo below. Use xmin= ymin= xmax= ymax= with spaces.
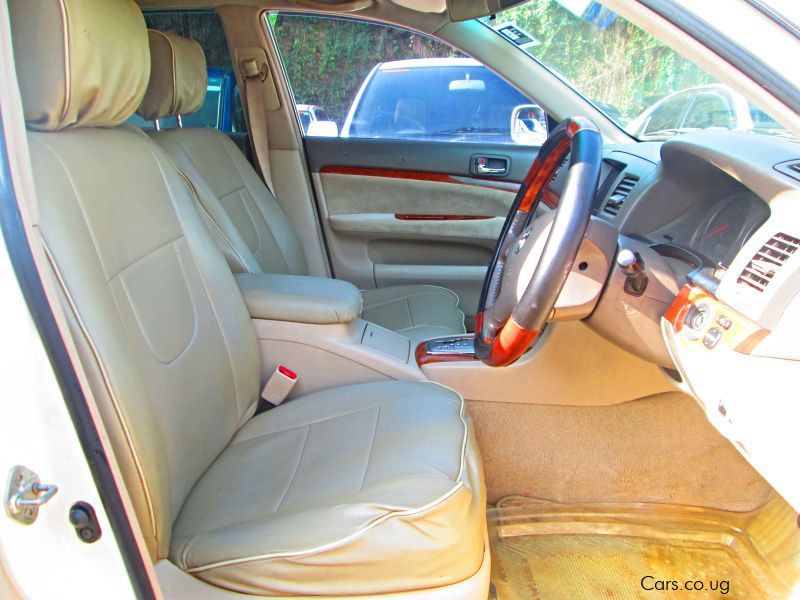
xmin=58 ymin=0 xmax=71 ymax=123
xmin=168 ymin=35 xmax=178 ymax=116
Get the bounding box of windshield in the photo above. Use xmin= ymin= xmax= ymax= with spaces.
xmin=481 ymin=0 xmax=796 ymax=142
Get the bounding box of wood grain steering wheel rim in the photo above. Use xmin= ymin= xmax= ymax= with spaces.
xmin=474 ymin=117 xmax=602 ymax=367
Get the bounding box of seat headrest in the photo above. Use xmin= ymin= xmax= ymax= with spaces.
xmin=137 ymin=30 xmax=207 ymax=122
xmin=9 ymin=0 xmax=150 ymax=131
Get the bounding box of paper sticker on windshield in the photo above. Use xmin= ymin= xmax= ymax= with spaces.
xmin=495 ymin=23 xmax=540 ymax=47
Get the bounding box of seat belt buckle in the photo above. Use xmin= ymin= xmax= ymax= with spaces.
xmin=261 ymin=365 xmax=298 ymax=406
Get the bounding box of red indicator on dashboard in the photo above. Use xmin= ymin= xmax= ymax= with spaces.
xmin=706 ymin=224 xmax=730 ymax=238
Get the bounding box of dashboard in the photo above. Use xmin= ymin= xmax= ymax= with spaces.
xmin=648 ymin=189 xmax=769 ymax=269
xmin=552 ymin=138 xmax=774 ymax=281
xmin=565 ymin=130 xmax=800 ymax=511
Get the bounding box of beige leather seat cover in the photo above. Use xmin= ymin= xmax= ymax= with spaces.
xmin=138 ymin=31 xmax=466 ymax=345
xmin=172 ymin=381 xmax=485 ymax=595
xmin=9 ymin=2 xmax=486 ymax=596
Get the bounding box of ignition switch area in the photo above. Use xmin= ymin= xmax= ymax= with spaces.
xmin=682 ymin=301 xmax=713 ymax=341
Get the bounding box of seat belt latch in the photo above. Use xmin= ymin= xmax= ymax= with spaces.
xmin=261 ymin=365 xmax=298 ymax=406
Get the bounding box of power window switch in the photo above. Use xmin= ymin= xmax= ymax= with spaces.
xmin=703 ymin=327 xmax=723 ymax=349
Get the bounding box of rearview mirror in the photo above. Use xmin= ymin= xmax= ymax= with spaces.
xmin=307 ymin=120 xmax=339 ymax=137
xmin=510 ymin=104 xmax=548 ymax=145
xmin=449 ymin=77 xmax=486 ymax=92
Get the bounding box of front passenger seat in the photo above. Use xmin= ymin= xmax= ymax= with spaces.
xmin=9 ymin=1 xmax=487 ymax=596
xmin=138 ymin=30 xmax=466 ymax=346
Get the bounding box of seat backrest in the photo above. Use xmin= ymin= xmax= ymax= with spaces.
xmin=9 ymin=0 xmax=261 ymax=559
xmin=137 ymin=30 xmax=308 ymax=277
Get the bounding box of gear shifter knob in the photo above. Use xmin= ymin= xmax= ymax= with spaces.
xmin=617 ymin=249 xmax=648 ymax=295
xmin=617 ymin=248 xmax=642 ymax=274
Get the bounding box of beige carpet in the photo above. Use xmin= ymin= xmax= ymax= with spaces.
xmin=468 ymin=393 xmax=772 ymax=511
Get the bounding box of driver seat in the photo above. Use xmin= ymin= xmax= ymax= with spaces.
xmin=137 ymin=30 xmax=466 ymax=346
xmin=8 ymin=1 xmax=487 ymax=596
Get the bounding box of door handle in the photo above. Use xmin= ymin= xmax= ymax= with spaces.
xmin=471 ymin=155 xmax=509 ymax=177
xmin=476 ymin=163 xmax=506 ymax=175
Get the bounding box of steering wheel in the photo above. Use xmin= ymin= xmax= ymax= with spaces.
xmin=474 ymin=117 xmax=602 ymax=367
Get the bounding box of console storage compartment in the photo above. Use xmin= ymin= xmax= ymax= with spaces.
xmin=235 ymin=273 xmax=362 ymax=324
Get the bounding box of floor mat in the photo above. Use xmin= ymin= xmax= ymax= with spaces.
xmin=488 ymin=497 xmax=789 ymax=599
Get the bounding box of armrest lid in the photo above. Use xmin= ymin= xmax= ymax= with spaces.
xmin=235 ymin=273 xmax=362 ymax=324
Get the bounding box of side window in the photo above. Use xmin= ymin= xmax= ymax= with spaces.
xmin=128 ymin=11 xmax=245 ymax=133
xmin=269 ymin=13 xmax=547 ymax=145
xmin=683 ymin=92 xmax=735 ymax=130
xmin=643 ymin=93 xmax=692 ymax=136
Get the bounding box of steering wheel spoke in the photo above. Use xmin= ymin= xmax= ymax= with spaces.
xmin=475 ymin=117 xmax=602 ymax=367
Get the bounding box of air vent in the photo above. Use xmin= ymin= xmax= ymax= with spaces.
xmin=737 ymin=232 xmax=800 ymax=292
xmin=603 ymin=174 xmax=639 ymax=216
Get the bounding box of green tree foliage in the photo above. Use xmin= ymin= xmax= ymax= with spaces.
xmin=145 ymin=4 xmax=716 ymax=128
xmin=144 ymin=11 xmax=233 ymax=70
xmin=273 ymin=3 xmax=714 ymax=125
xmin=272 ymin=15 xmax=463 ymax=123
xmin=498 ymin=2 xmax=714 ymax=118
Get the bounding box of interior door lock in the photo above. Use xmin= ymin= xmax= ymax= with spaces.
xmin=5 ymin=465 xmax=58 ymax=525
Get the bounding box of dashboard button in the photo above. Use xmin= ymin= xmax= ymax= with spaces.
xmin=716 ymin=314 xmax=732 ymax=330
xmin=703 ymin=327 xmax=723 ymax=349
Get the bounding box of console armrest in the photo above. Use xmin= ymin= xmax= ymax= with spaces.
xmin=235 ymin=273 xmax=362 ymax=324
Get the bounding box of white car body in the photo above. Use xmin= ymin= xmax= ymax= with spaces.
xmin=627 ymin=83 xmax=776 ymax=140
xmin=342 ymin=58 xmax=483 ymax=138
xmin=296 ymin=104 xmax=339 ymax=137
xmin=340 ymin=57 xmax=547 ymax=144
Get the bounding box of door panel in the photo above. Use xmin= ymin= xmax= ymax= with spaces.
xmin=306 ymin=137 xmax=537 ymax=179
xmin=307 ymin=138 xmax=538 ymax=322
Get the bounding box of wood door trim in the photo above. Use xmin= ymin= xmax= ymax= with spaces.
xmin=395 ymin=214 xmax=494 ymax=221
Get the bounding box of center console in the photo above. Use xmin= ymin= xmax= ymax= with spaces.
xmin=415 ymin=335 xmax=477 ymax=365
xmin=236 ymin=273 xmax=425 ymax=400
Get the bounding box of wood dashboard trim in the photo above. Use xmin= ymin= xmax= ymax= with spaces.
xmin=320 ymin=165 xmax=521 ymax=193
xmin=542 ymin=188 xmax=559 ymax=209
xmin=664 ymin=284 xmax=768 ymax=354
xmin=415 ymin=337 xmax=479 ymax=366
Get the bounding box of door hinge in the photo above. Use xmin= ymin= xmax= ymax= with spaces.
xmin=5 ymin=465 xmax=58 ymax=525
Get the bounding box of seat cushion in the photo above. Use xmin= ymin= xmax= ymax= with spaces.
xmin=361 ymin=285 xmax=466 ymax=346
xmin=170 ymin=381 xmax=486 ymax=596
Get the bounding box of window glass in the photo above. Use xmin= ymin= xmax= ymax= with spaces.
xmin=479 ymin=0 xmax=794 ymax=142
xmin=749 ymin=103 xmax=783 ymax=132
xmin=269 ymin=13 xmax=548 ymax=144
xmin=144 ymin=11 xmax=232 ymax=69
xmin=298 ymin=110 xmax=312 ymax=133
xmin=128 ymin=11 xmax=244 ymax=133
xmin=684 ymin=93 xmax=734 ymax=129
xmin=643 ymin=93 xmax=692 ymax=136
